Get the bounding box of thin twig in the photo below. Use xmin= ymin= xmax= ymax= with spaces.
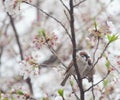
xmin=0 ymin=46 xmax=3 ymax=77
xmin=93 ymin=37 xmax=100 ymax=63
xmin=39 ymin=64 xmax=56 ymax=68
xmin=73 ymin=0 xmax=87 ymax=7
xmin=105 ymin=56 xmax=120 ymax=74
xmin=46 ymin=42 xmax=67 ymax=68
xmin=36 ymin=0 xmax=40 ymax=22
xmin=93 ymin=42 xmax=110 ymax=67
xmin=86 ymin=41 xmax=110 ymax=77
xmin=64 ymin=10 xmax=70 ymax=23
xmin=85 ymin=71 xmax=110 ymax=92
xmin=0 ymin=46 xmax=3 ymax=65
xmin=60 ymin=0 xmax=69 ymax=12
xmin=62 ymin=96 xmax=65 ymax=100
xmin=70 ymin=81 xmax=80 ymax=100
xmin=23 ymin=1 xmax=72 ymax=41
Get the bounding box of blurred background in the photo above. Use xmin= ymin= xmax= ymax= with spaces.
xmin=0 ymin=0 xmax=120 ymax=100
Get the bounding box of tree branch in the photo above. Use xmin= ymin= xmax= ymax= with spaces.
xmin=85 ymin=71 xmax=110 ymax=92
xmin=86 ymin=41 xmax=111 ymax=79
xmin=7 ymin=13 xmax=24 ymax=60
xmin=7 ymin=13 xmax=33 ymax=95
xmin=73 ymin=0 xmax=87 ymax=7
xmin=46 ymin=40 xmax=67 ymax=68
xmin=93 ymin=37 xmax=100 ymax=63
xmin=70 ymin=81 xmax=80 ymax=100
xmin=93 ymin=42 xmax=110 ymax=67
xmin=0 ymin=46 xmax=3 ymax=76
xmin=69 ymin=0 xmax=84 ymax=99
xmin=0 ymin=46 xmax=3 ymax=65
xmin=64 ymin=10 xmax=70 ymax=24
xmin=60 ymin=0 xmax=69 ymax=12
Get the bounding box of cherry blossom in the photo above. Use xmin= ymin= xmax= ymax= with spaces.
xmin=19 ymin=55 xmax=40 ymax=79
xmin=33 ymin=32 xmax=58 ymax=49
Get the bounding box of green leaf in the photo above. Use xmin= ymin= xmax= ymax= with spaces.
xmin=42 ymin=97 xmax=46 ymax=100
xmin=11 ymin=96 xmax=15 ymax=100
xmin=94 ymin=19 xmax=97 ymax=30
xmin=0 ymin=92 xmax=1 ymax=99
xmin=112 ymin=34 xmax=119 ymax=41
xmin=107 ymin=34 xmax=119 ymax=43
xmin=107 ymin=35 xmax=111 ymax=41
xmin=38 ymin=29 xmax=46 ymax=38
xmin=70 ymin=81 xmax=74 ymax=86
xmin=103 ymin=80 xmax=109 ymax=87
xmin=16 ymin=90 xmax=24 ymax=95
xmin=105 ymin=60 xmax=110 ymax=69
xmin=58 ymin=89 xmax=64 ymax=97
xmin=3 ymin=98 xmax=9 ymax=100
xmin=90 ymin=97 xmax=93 ymax=100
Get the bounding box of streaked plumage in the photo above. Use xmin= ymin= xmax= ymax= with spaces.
xmin=61 ymin=51 xmax=95 ymax=86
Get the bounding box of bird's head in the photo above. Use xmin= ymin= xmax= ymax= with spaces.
xmin=79 ymin=52 xmax=90 ymax=60
xmin=79 ymin=51 xmax=92 ymax=65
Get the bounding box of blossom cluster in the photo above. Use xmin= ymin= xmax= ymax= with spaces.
xmin=89 ymin=21 xmax=114 ymax=38
xmin=87 ymin=21 xmax=115 ymax=47
xmin=0 ymin=87 xmax=30 ymax=100
xmin=19 ymin=55 xmax=40 ymax=79
xmin=33 ymin=32 xmax=58 ymax=49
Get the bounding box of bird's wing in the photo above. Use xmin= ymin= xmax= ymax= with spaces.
xmin=65 ymin=60 xmax=74 ymax=74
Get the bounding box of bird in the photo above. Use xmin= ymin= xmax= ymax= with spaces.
xmin=61 ymin=51 xmax=95 ymax=86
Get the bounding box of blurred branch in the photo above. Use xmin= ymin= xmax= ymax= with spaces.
xmin=49 ymin=47 xmax=67 ymax=68
xmin=39 ymin=64 xmax=56 ymax=68
xmin=7 ymin=13 xmax=24 ymax=60
xmin=93 ymin=37 xmax=100 ymax=63
xmin=0 ymin=46 xmax=3 ymax=76
xmin=60 ymin=0 xmax=69 ymax=12
xmin=36 ymin=0 xmax=40 ymax=22
xmin=46 ymin=40 xmax=67 ymax=68
xmin=0 ymin=89 xmax=5 ymax=93
xmin=42 ymin=43 xmax=62 ymax=64
xmin=64 ymin=10 xmax=70 ymax=24
xmin=0 ymin=46 xmax=3 ymax=65
xmin=105 ymin=56 xmax=120 ymax=74
xmin=7 ymin=13 xmax=33 ymax=95
xmin=93 ymin=42 xmax=110 ymax=67
xmin=0 ymin=15 xmax=8 ymax=31
xmin=70 ymin=81 xmax=80 ymax=100
xmin=23 ymin=1 xmax=72 ymax=41
xmin=73 ymin=0 xmax=87 ymax=7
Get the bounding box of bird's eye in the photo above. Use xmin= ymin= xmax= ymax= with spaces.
xmin=81 ymin=55 xmax=86 ymax=60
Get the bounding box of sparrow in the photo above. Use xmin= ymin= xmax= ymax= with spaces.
xmin=61 ymin=51 xmax=95 ymax=86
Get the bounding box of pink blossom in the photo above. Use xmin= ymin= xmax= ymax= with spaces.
xmin=33 ymin=32 xmax=58 ymax=49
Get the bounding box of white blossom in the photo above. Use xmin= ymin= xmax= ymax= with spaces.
xmin=19 ymin=56 xmax=40 ymax=79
